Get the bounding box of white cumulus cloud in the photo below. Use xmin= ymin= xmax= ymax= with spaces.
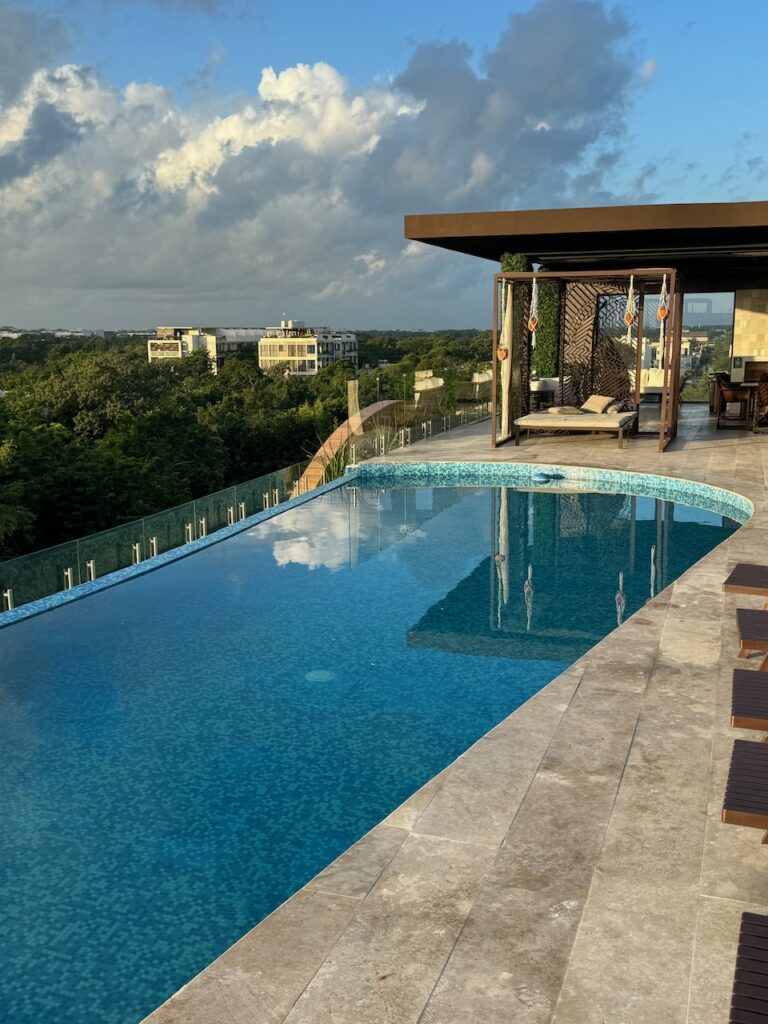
xmin=0 ymin=0 xmax=666 ymax=328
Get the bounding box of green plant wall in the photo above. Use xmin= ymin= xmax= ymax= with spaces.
xmin=500 ymin=253 xmax=559 ymax=378
xmin=533 ymin=280 xmax=559 ymax=378
xmin=500 ymin=252 xmax=531 ymax=274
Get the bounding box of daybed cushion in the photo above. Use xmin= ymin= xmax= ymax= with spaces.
xmin=515 ymin=411 xmax=636 ymax=429
xmin=581 ymin=394 xmax=615 ymax=413
xmin=547 ymin=406 xmax=584 ymax=415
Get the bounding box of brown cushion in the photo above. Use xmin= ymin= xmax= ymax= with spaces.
xmin=547 ymin=406 xmax=585 ymax=416
xmin=581 ymin=394 xmax=615 ymax=414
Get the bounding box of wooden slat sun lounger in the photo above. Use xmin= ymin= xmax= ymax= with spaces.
xmin=725 ymin=564 xmax=768 ymax=609
xmin=722 ymin=739 xmax=768 ymax=842
xmin=730 ymin=912 xmax=768 ymax=1022
xmin=737 ymin=609 xmax=768 ymax=671
xmin=732 ymin=670 xmax=768 ymax=731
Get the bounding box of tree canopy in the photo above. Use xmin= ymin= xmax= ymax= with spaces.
xmin=0 ymin=330 xmax=491 ymax=560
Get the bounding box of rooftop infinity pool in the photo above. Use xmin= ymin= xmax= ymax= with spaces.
xmin=0 ymin=464 xmax=748 ymax=1023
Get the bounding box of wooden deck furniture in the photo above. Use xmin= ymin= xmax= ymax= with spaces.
xmin=730 ymin=912 xmax=768 ymax=1022
xmin=737 ymin=609 xmax=768 ymax=671
xmin=513 ymin=411 xmax=637 ymax=449
xmin=722 ymin=739 xmax=768 ymax=841
xmin=717 ymin=378 xmax=752 ymax=428
xmin=732 ymin=669 xmax=768 ymax=731
xmin=725 ymin=564 xmax=768 ymax=609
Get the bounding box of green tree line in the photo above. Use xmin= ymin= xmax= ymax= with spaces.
xmin=0 ymin=331 xmax=492 ymax=560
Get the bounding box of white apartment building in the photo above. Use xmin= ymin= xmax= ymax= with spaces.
xmin=147 ymin=326 xmax=267 ymax=374
xmin=258 ymin=321 xmax=358 ymax=376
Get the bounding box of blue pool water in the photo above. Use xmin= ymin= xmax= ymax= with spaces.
xmin=0 ymin=480 xmax=740 ymax=1023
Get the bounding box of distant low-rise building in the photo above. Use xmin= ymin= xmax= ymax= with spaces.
xmin=53 ymin=329 xmax=105 ymax=338
xmin=147 ymin=326 xmax=267 ymax=374
xmin=257 ymin=320 xmax=357 ymax=376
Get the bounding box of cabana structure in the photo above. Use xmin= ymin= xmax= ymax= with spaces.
xmin=405 ymin=199 xmax=768 ymax=453
xmin=491 ymin=267 xmax=678 ymax=450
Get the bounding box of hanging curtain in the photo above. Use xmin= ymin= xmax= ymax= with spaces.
xmin=499 ymin=281 xmax=513 ymax=439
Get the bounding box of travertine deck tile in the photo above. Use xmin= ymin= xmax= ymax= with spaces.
xmin=143 ymin=889 xmax=359 ymax=1024
xmin=551 ymin=880 xmax=699 ymax=1024
xmin=306 ymin=825 xmax=408 ymax=899
xmin=420 ymin=886 xmax=585 ymax=1024
xmin=282 ymin=833 xmax=495 ymax=1024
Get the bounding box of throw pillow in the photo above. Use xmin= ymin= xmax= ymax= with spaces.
xmin=580 ymin=394 xmax=615 ymax=414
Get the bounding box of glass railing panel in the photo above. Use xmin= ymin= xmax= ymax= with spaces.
xmin=233 ymin=477 xmax=262 ymax=520
xmin=281 ymin=461 xmax=310 ymax=499
xmin=0 ymin=541 xmax=80 ymax=608
xmin=78 ymin=522 xmax=143 ymax=579
xmin=143 ymin=500 xmax=197 ymax=554
xmin=193 ymin=486 xmax=237 ymax=536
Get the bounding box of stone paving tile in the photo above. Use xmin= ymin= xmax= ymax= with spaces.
xmin=142 ymin=889 xmax=359 ymax=1024
xmin=282 ymin=834 xmax=495 ymax=1024
xmin=657 ymin=619 xmax=723 ymax=671
xmin=628 ymin=685 xmax=713 ymax=763
xmin=411 ymin=742 xmax=538 ymax=848
xmin=419 ymin=886 xmax=585 ymax=1024
xmin=382 ymin=772 xmax=448 ymax=831
xmin=644 ymin=647 xmax=717 ymax=694
xmin=551 ymin=880 xmax=699 ymax=1024
xmin=538 ymin=686 xmax=644 ymax=775
xmin=489 ymin=763 xmax=621 ymax=896
xmin=306 ymin=825 xmax=408 ymax=899
xmin=593 ymin=756 xmax=710 ymax=887
xmin=480 ymin=669 xmax=582 ymax=761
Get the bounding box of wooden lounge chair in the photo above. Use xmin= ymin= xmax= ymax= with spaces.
xmin=722 ymin=739 xmax=768 ymax=842
xmin=737 ymin=609 xmax=768 ymax=671
xmin=730 ymin=912 xmax=768 ymax=1022
xmin=725 ymin=564 xmax=768 ymax=609
xmin=732 ymin=669 xmax=768 ymax=731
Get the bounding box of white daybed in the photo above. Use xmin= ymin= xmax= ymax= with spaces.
xmin=513 ymin=409 xmax=637 ymax=449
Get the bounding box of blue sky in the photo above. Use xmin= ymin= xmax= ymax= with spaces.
xmin=2 ymin=0 xmax=767 ymax=327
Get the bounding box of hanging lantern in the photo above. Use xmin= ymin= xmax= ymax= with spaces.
xmin=657 ymin=274 xmax=669 ymax=352
xmin=626 ymin=272 xmax=638 ymax=323
xmin=624 ymin=274 xmax=635 ymax=346
xmin=528 ymin=277 xmax=539 ymax=341
xmin=657 ymin=274 xmax=668 ymax=321
xmin=497 ymin=346 xmax=508 ymax=361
